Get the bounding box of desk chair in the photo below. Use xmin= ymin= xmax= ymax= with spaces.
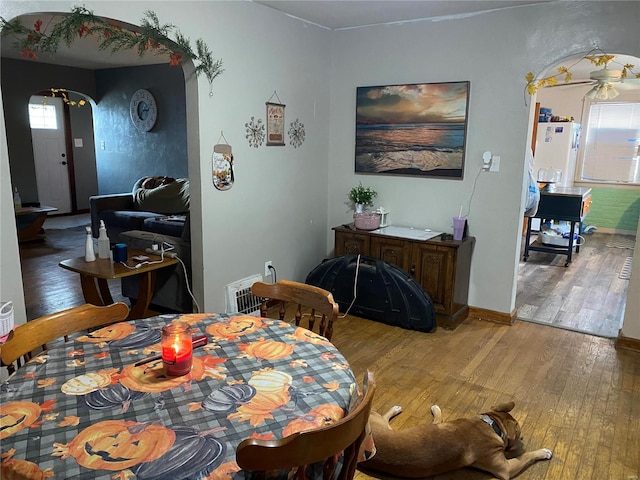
xmin=1 ymin=302 xmax=130 ymax=375
xmin=251 ymin=279 xmax=339 ymax=341
xmin=236 ymin=370 xmax=376 ymax=480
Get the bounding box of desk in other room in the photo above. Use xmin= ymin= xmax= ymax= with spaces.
xmin=523 ymin=186 xmax=592 ymax=267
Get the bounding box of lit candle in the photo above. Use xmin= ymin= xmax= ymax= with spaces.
xmin=161 ymin=321 xmax=193 ymax=376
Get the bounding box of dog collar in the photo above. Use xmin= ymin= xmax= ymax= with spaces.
xmin=479 ymin=414 xmax=506 ymax=442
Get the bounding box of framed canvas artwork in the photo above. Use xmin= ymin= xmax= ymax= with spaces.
xmin=355 ymin=81 xmax=470 ymax=179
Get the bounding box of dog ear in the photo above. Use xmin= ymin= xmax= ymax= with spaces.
xmin=491 ymin=401 xmax=515 ymax=412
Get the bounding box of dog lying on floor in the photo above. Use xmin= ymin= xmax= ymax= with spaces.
xmin=359 ymin=401 xmax=552 ymax=479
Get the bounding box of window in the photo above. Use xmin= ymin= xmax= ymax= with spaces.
xmin=578 ymin=102 xmax=640 ymax=184
xmin=28 ymin=102 xmax=57 ymax=129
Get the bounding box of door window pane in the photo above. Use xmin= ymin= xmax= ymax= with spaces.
xmin=28 ymin=103 xmax=58 ymax=129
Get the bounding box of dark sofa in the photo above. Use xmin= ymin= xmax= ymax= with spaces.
xmin=89 ymin=177 xmax=190 ymax=241
xmin=89 ymin=177 xmax=193 ymax=313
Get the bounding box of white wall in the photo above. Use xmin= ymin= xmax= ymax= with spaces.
xmin=1 ymin=1 xmax=639 ymax=340
xmin=1 ymin=0 xmax=333 ymax=316
xmin=327 ymin=1 xmax=640 ymax=331
xmin=622 ymin=217 xmax=640 ymax=339
xmin=0 ymin=91 xmax=26 ymax=328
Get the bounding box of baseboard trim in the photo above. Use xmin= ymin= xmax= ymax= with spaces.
xmin=468 ymin=307 xmax=516 ymax=325
xmin=616 ymin=333 xmax=640 ymax=352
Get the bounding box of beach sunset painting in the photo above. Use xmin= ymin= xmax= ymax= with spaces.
xmin=355 ymin=82 xmax=470 ymax=179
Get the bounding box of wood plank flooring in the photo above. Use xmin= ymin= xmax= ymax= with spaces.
xmin=17 ymin=218 xmax=640 ymax=479
xmin=330 ymin=315 xmax=640 ymax=480
xmin=516 ymin=232 xmax=634 ymax=338
xmin=19 ymin=214 xmax=127 ymax=320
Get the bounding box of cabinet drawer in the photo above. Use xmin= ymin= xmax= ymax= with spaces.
xmin=371 ymin=237 xmax=411 ymax=271
xmin=335 ymin=231 xmax=370 ymax=256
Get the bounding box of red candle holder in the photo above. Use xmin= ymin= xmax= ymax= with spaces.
xmin=161 ymin=321 xmax=193 ymax=376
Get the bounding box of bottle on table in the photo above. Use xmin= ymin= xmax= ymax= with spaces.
xmin=13 ymin=187 xmax=21 ymax=210
xmin=85 ymin=226 xmax=96 ymax=262
xmin=97 ymin=220 xmax=111 ymax=259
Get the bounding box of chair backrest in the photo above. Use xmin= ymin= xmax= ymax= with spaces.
xmin=251 ymin=279 xmax=339 ymax=340
xmin=1 ymin=302 xmax=130 ymax=374
xmin=236 ymin=370 xmax=376 ymax=480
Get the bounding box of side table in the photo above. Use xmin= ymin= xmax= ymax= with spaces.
xmin=15 ymin=206 xmax=58 ymax=243
xmin=59 ymin=249 xmax=178 ymax=320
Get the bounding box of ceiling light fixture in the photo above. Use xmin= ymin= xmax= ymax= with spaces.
xmin=524 ymin=48 xmax=638 ymax=103
xmin=585 ymin=82 xmax=619 ymax=100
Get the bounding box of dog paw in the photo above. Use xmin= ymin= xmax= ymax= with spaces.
xmin=541 ymin=448 xmax=553 ymax=460
xmin=430 ymin=405 xmax=441 ymax=416
xmin=391 ymin=405 xmax=402 ymax=414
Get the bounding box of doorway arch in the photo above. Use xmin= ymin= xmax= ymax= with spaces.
xmin=1 ymin=10 xmax=203 ymax=315
xmin=517 ymin=51 xmax=639 ymax=338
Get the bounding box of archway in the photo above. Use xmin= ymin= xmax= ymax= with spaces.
xmin=1 ymin=9 xmax=206 ymax=318
xmin=517 ymin=51 xmax=639 ymax=338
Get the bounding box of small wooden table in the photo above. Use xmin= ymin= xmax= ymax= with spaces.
xmin=59 ymin=249 xmax=178 ymax=320
xmin=523 ymin=186 xmax=592 ymax=267
xmin=15 ymin=206 xmax=58 ymax=242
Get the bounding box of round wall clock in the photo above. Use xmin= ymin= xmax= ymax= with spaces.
xmin=130 ymin=89 xmax=157 ymax=132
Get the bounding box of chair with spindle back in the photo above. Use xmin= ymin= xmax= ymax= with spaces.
xmin=251 ymin=279 xmax=339 ymax=340
xmin=236 ymin=370 xmax=376 ymax=480
xmin=1 ymin=302 xmax=130 ymax=375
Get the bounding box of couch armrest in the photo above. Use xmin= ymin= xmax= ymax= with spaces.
xmin=89 ymin=193 xmax=134 ymax=236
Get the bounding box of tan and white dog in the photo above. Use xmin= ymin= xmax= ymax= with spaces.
xmin=360 ymin=401 xmax=552 ymax=480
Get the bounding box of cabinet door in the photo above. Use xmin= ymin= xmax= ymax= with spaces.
xmin=335 ymin=231 xmax=370 ymax=256
xmin=371 ymin=237 xmax=411 ymax=271
xmin=411 ymin=244 xmax=454 ymax=314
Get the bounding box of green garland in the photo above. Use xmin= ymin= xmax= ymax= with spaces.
xmin=0 ymin=6 xmax=224 ymax=90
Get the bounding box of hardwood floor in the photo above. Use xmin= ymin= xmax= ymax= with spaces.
xmin=516 ymin=232 xmax=634 ymax=338
xmin=331 ymin=315 xmax=640 ymax=480
xmin=19 ymin=214 xmax=127 ymax=320
xmin=17 ymin=218 xmax=640 ymax=479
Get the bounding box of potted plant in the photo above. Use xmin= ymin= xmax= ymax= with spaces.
xmin=348 ymin=182 xmax=377 ymax=213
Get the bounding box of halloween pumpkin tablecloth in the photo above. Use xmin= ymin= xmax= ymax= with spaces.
xmin=0 ymin=313 xmax=358 ymax=479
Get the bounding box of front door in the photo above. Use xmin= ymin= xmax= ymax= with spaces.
xmin=30 ymin=95 xmax=72 ymax=213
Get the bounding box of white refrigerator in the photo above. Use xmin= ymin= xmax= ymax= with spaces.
xmin=534 ymin=122 xmax=581 ymax=187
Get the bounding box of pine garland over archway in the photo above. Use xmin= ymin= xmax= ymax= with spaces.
xmin=1 ymin=6 xmax=224 ymax=93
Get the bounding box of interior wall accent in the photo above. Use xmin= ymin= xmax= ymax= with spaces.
xmin=93 ymin=63 xmax=188 ymax=194
xmin=0 ymin=58 xmax=96 ymax=205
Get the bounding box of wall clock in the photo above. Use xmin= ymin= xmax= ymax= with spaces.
xmin=130 ymin=89 xmax=157 ymax=132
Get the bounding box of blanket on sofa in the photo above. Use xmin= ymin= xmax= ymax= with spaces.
xmin=133 ymin=177 xmax=190 ymax=214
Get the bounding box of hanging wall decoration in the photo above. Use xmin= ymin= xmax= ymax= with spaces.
xmin=212 ymin=133 xmax=234 ymax=191
xmin=266 ymin=91 xmax=285 ymax=146
xmin=0 ymin=7 xmax=224 ymax=95
xmin=245 ymin=116 xmax=265 ymax=148
xmin=288 ymin=119 xmax=305 ymax=148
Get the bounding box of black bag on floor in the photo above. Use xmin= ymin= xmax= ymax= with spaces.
xmin=305 ymin=254 xmax=436 ymax=333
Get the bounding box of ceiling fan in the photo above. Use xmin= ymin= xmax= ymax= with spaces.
xmin=527 ymin=52 xmax=640 ymax=98
xmin=583 ymin=56 xmax=640 ymax=99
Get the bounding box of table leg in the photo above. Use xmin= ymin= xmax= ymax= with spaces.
xmin=17 ymin=212 xmax=48 ymax=243
xmin=564 ymin=221 xmax=577 ymax=267
xmin=80 ymin=274 xmax=112 ymax=306
xmin=128 ymin=271 xmax=156 ymax=320
xmin=523 ymin=217 xmax=533 ymax=261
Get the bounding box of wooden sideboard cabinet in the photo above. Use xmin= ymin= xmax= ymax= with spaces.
xmin=333 ymin=226 xmax=475 ymax=329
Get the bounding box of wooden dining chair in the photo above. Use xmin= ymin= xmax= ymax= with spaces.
xmin=251 ymin=279 xmax=339 ymax=340
xmin=0 ymin=302 xmax=130 ymax=374
xmin=236 ymin=370 xmax=376 ymax=480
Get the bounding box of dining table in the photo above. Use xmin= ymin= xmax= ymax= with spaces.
xmin=0 ymin=312 xmax=359 ymax=479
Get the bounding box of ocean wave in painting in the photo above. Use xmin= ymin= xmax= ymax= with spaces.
xmin=355 ymin=123 xmax=465 ymax=175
